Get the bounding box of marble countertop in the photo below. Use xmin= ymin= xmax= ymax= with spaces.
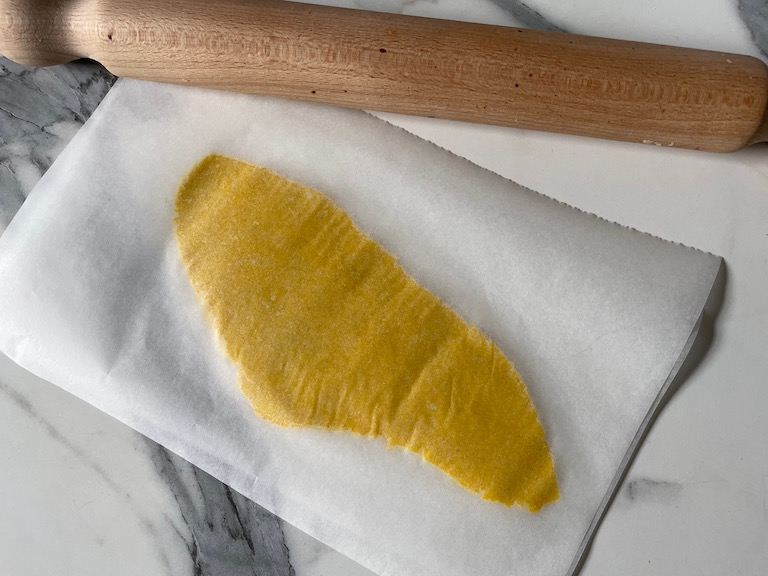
xmin=1 ymin=1 xmax=766 ymax=575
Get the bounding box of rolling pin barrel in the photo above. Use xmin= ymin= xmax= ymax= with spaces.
xmin=1 ymin=0 xmax=767 ymax=152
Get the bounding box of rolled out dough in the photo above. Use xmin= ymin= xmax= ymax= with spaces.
xmin=174 ymin=154 xmax=558 ymax=511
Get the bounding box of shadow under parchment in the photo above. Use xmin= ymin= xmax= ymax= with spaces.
xmin=569 ymin=260 xmax=727 ymax=576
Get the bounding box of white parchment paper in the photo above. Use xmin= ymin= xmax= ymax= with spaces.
xmin=0 ymin=80 xmax=720 ymax=576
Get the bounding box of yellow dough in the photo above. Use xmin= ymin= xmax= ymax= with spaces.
xmin=175 ymin=154 xmax=559 ymax=512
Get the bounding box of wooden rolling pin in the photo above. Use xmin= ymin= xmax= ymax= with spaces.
xmin=1 ymin=0 xmax=767 ymax=152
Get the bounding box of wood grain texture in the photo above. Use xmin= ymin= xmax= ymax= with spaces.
xmin=1 ymin=0 xmax=767 ymax=151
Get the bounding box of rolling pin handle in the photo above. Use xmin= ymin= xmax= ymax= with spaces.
xmin=0 ymin=0 xmax=84 ymax=67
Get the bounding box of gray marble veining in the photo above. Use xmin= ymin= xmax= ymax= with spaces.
xmin=149 ymin=444 xmax=295 ymax=576
xmin=0 ymin=372 xmax=222 ymax=574
xmin=621 ymin=477 xmax=684 ymax=505
xmin=488 ymin=0 xmax=564 ymax=31
xmin=739 ymin=0 xmax=768 ymax=55
xmin=0 ymin=377 xmax=126 ymax=493
xmin=0 ymin=58 xmax=115 ymax=230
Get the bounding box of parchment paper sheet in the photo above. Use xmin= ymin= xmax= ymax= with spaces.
xmin=0 ymin=80 xmax=720 ymax=576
